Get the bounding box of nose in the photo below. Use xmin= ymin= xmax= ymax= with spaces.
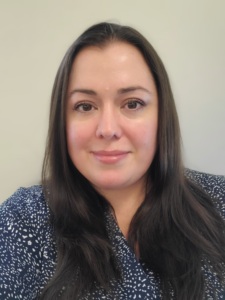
xmin=96 ymin=105 xmax=122 ymax=140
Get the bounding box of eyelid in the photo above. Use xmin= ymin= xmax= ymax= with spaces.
xmin=71 ymin=98 xmax=146 ymax=112
xmin=73 ymin=101 xmax=97 ymax=112
xmin=122 ymin=98 xmax=146 ymax=109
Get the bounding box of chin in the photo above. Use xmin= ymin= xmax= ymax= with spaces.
xmin=93 ymin=180 xmax=127 ymax=192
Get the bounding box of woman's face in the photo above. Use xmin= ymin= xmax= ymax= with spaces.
xmin=66 ymin=42 xmax=158 ymax=196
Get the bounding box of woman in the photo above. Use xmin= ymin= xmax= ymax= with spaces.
xmin=0 ymin=22 xmax=225 ymax=300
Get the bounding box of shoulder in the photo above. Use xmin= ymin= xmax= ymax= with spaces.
xmin=184 ymin=169 xmax=225 ymax=197
xmin=0 ymin=185 xmax=52 ymax=243
xmin=0 ymin=185 xmax=52 ymax=239
xmin=1 ymin=185 xmax=48 ymax=217
xmin=184 ymin=168 xmax=225 ymax=218
xmin=0 ymin=185 xmax=45 ymax=212
xmin=0 ymin=186 xmax=56 ymax=299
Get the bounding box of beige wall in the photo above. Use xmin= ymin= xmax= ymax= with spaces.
xmin=0 ymin=0 xmax=224 ymax=203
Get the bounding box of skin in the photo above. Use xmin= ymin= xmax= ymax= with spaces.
xmin=66 ymin=42 xmax=158 ymax=236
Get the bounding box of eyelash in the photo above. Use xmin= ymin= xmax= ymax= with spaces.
xmin=73 ymin=99 xmax=145 ymax=112
xmin=73 ymin=102 xmax=95 ymax=112
xmin=124 ymin=99 xmax=145 ymax=110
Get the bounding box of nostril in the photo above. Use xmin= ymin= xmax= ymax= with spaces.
xmin=96 ymin=127 xmax=119 ymax=139
xmin=96 ymin=121 xmax=122 ymax=139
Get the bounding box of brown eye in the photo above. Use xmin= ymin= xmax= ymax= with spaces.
xmin=127 ymin=101 xmax=139 ymax=109
xmin=125 ymin=99 xmax=145 ymax=110
xmin=74 ymin=103 xmax=94 ymax=112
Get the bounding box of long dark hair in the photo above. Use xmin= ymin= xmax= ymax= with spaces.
xmin=41 ymin=22 xmax=225 ymax=299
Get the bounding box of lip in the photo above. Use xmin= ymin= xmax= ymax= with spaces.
xmin=91 ymin=150 xmax=130 ymax=164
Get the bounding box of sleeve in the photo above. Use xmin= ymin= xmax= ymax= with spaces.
xmin=0 ymin=187 xmax=56 ymax=300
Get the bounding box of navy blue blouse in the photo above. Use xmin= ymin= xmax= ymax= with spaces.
xmin=0 ymin=170 xmax=225 ymax=299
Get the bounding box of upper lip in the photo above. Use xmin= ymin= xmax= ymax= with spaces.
xmin=91 ymin=150 xmax=130 ymax=156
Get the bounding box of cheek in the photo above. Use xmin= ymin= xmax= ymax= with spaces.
xmin=132 ymin=119 xmax=158 ymax=150
xmin=145 ymin=123 xmax=158 ymax=146
xmin=66 ymin=123 xmax=83 ymax=154
xmin=66 ymin=121 xmax=94 ymax=155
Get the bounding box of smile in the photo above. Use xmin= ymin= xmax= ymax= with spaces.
xmin=91 ymin=150 xmax=130 ymax=164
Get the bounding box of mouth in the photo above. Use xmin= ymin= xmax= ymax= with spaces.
xmin=91 ymin=150 xmax=130 ymax=164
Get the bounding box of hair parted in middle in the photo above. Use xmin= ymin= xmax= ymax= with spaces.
xmin=41 ymin=22 xmax=225 ymax=300
xmin=43 ymin=21 xmax=182 ymax=189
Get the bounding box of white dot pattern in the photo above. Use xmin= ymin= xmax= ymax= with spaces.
xmin=0 ymin=187 xmax=56 ymax=299
xmin=0 ymin=170 xmax=225 ymax=299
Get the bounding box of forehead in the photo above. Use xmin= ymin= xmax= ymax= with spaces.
xmin=74 ymin=40 xmax=145 ymax=59
xmin=69 ymin=42 xmax=154 ymax=87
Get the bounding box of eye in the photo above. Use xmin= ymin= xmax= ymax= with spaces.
xmin=74 ymin=102 xmax=95 ymax=112
xmin=124 ymin=99 xmax=145 ymax=110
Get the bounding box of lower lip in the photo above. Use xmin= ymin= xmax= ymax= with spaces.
xmin=92 ymin=153 xmax=129 ymax=164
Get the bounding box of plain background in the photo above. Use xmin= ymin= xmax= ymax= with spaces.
xmin=0 ymin=0 xmax=224 ymax=203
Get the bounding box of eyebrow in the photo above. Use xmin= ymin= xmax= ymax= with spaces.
xmin=117 ymin=86 xmax=152 ymax=95
xmin=68 ymin=86 xmax=152 ymax=98
xmin=68 ymin=89 xmax=97 ymax=97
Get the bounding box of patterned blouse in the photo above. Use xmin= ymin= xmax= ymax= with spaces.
xmin=0 ymin=170 xmax=225 ymax=299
